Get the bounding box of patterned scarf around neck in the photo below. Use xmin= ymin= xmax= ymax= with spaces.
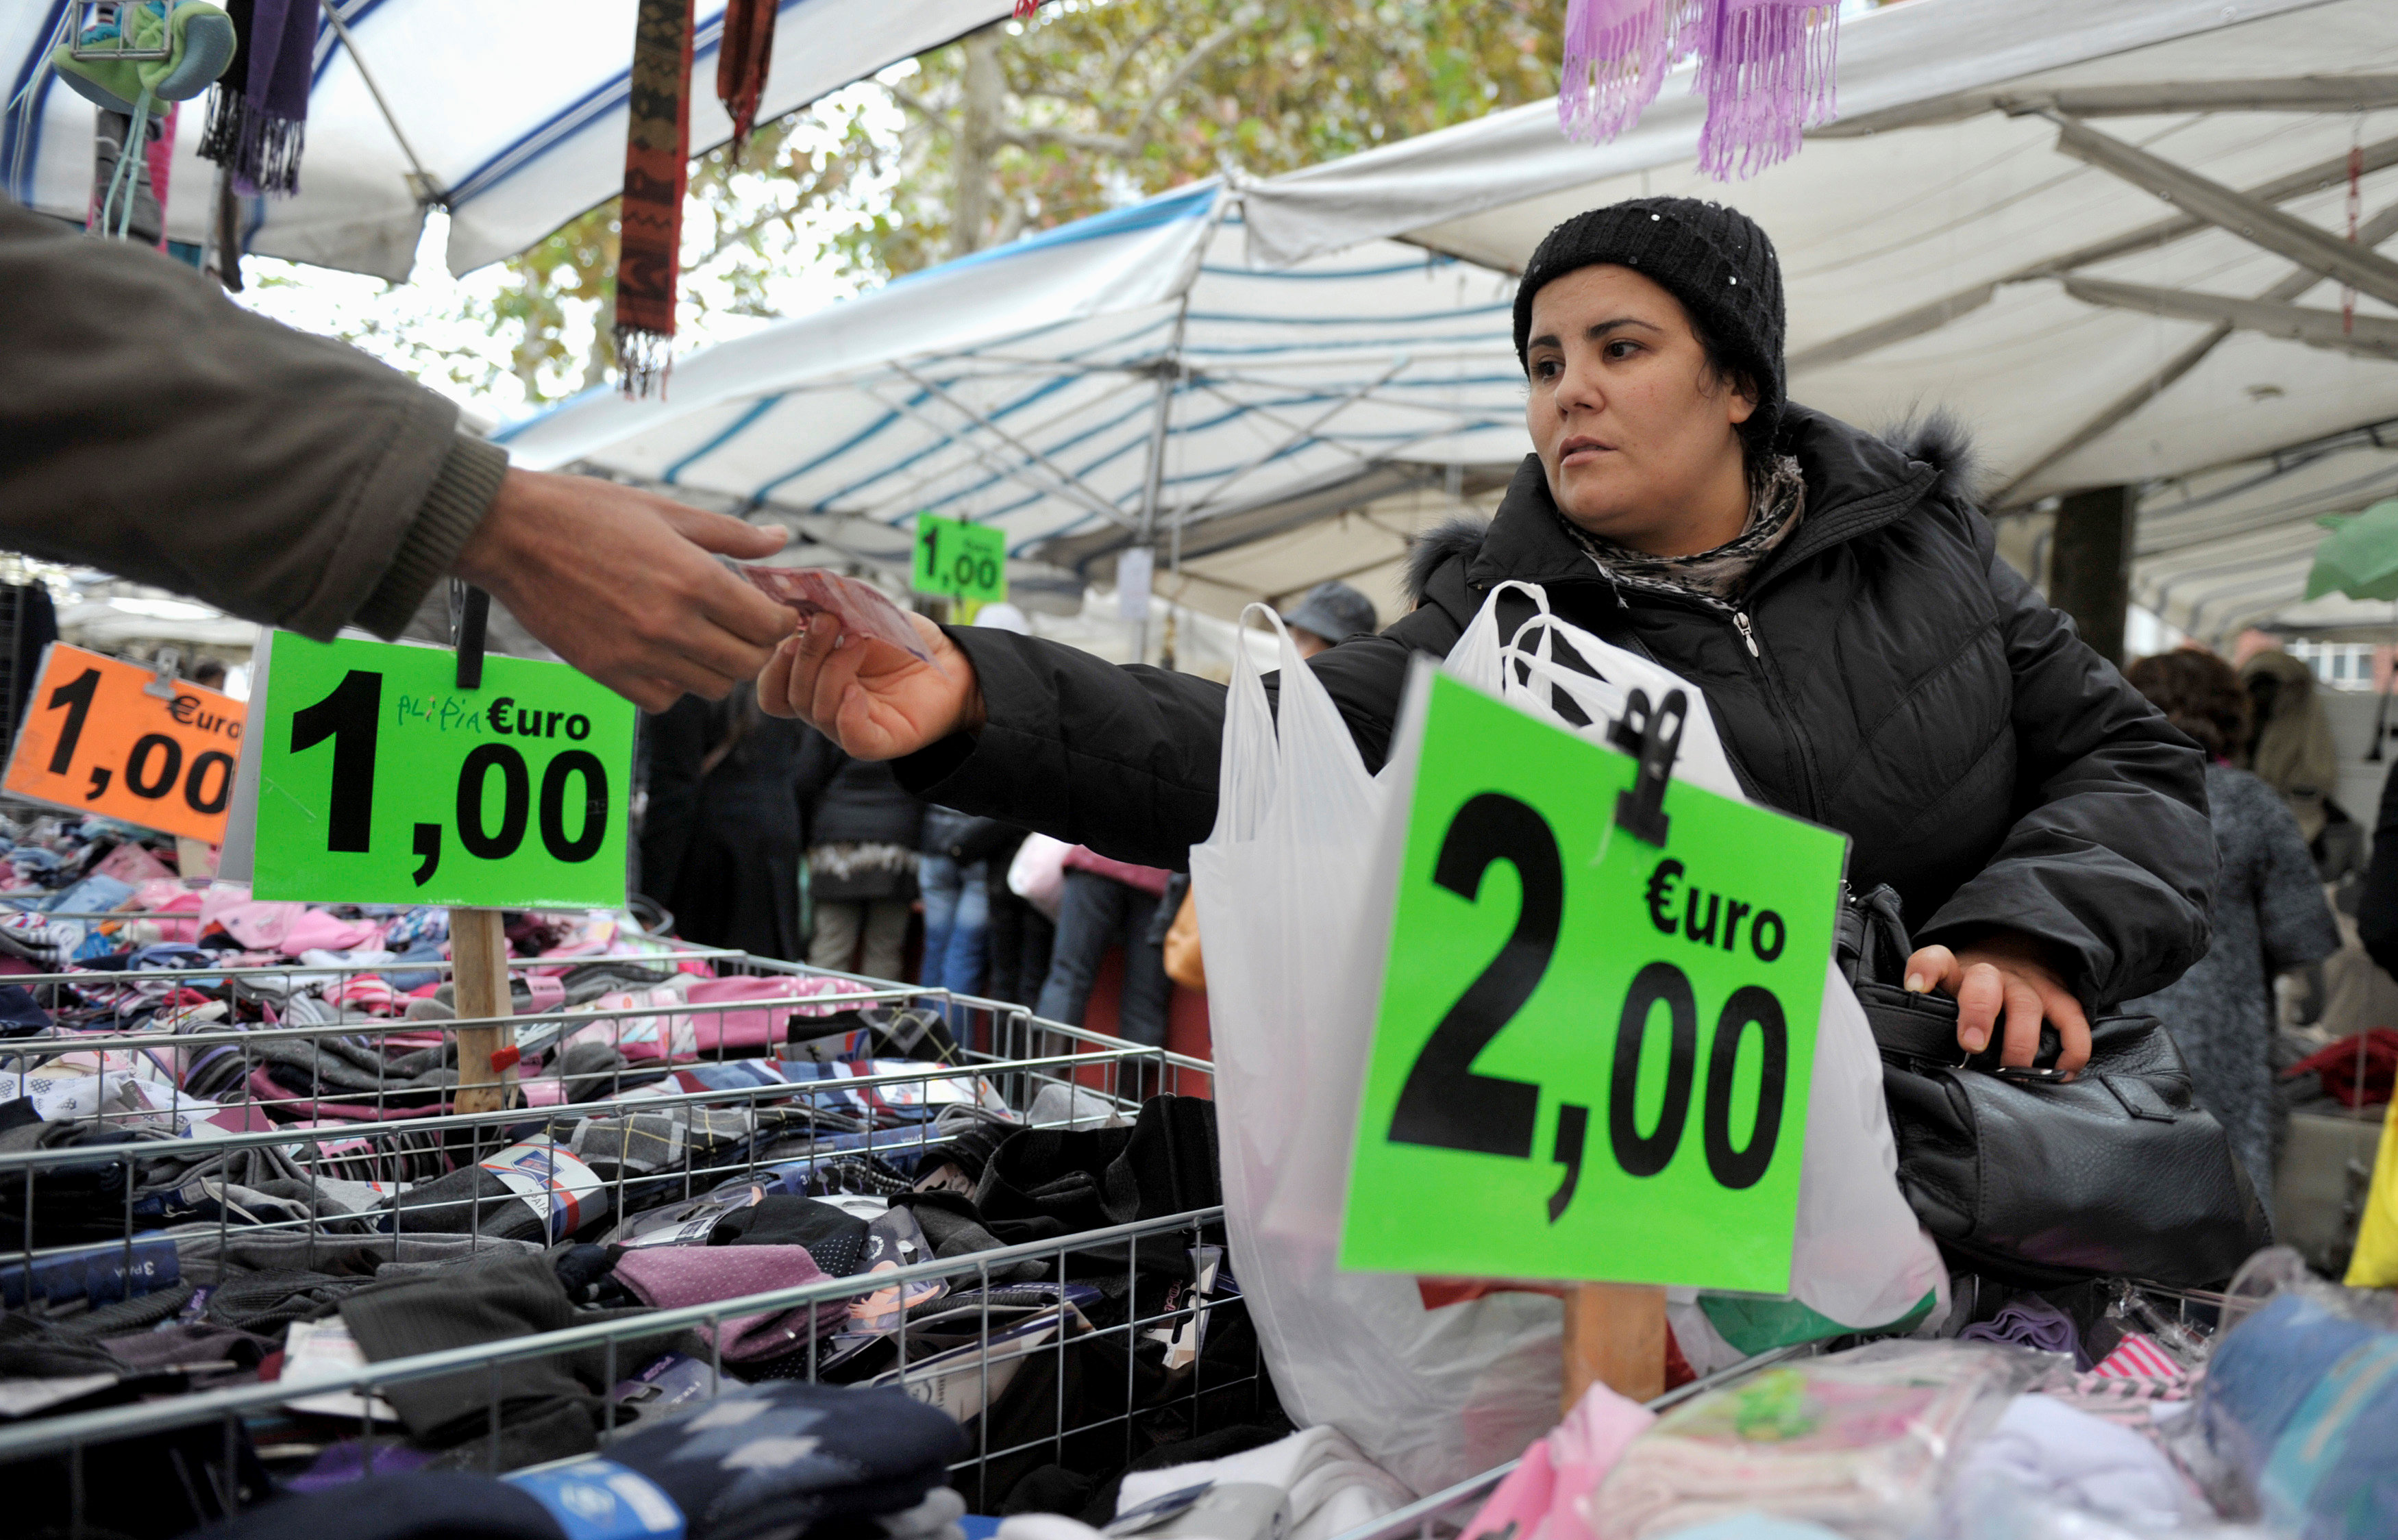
xmin=1559 ymin=452 xmax=1806 ymax=612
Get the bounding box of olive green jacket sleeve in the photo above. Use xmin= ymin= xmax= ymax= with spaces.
xmin=0 ymin=200 xmax=508 ymax=638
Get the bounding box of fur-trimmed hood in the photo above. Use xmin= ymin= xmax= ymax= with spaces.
xmin=1405 ymin=406 xmax=1981 ymax=605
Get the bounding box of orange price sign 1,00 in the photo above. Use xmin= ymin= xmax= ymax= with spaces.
xmin=2 ymin=643 xmax=246 ymax=844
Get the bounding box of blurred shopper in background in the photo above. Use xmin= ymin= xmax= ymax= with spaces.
xmin=797 ymin=730 xmax=924 ymax=981
xmin=1037 ymin=848 xmax=1174 ymax=1047
xmin=640 ymin=684 xmax=810 ymax=959
xmin=2239 ymin=648 xmax=2340 ymax=847
xmin=2123 ymin=650 xmax=2338 ymax=1220
xmin=1280 ymin=580 xmax=1377 ymax=659
xmin=917 ymin=806 xmax=991 ymax=1002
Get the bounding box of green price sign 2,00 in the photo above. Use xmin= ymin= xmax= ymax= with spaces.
xmin=912 ymin=513 xmax=1008 ymax=603
xmin=1341 ymin=666 xmax=1849 ymax=1295
xmin=250 ymin=634 xmax=634 ymax=908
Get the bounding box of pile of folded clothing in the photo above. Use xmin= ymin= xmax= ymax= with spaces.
xmin=0 ymin=880 xmax=889 ymax=1134
xmin=1 ymin=1076 xmax=1253 ymax=1527
xmin=0 ymin=809 xmax=184 ymax=916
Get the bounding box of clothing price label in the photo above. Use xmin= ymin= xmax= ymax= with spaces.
xmin=1 ymin=643 xmax=245 ymax=843
xmin=910 ymin=511 xmax=1008 ymax=603
xmin=247 ymin=633 xmax=633 ymax=907
xmin=1341 ymin=667 xmax=1846 ymax=1294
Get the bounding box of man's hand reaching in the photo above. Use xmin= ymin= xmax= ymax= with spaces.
xmin=452 ymin=469 xmax=795 ymax=711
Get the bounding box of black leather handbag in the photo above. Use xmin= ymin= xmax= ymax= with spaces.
xmin=1838 ymin=885 xmax=2271 ymax=1287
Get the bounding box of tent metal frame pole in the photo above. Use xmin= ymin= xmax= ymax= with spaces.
xmin=1994 ymin=195 xmax=2398 ymax=508
xmin=1790 ymin=132 xmax=2398 ymax=377
xmin=1818 ymin=73 xmax=2398 ymax=137
xmin=2060 ymin=277 xmax=2398 ymax=359
xmin=314 ymin=0 xmax=445 ymax=206
xmin=2044 ymin=112 xmax=2398 ymax=308
xmin=1135 ymin=190 xmax=1244 ymax=659
xmin=1181 ymin=356 xmax=1415 ymax=517
xmin=862 ymin=384 xmax=1135 ymax=531
xmin=887 ymin=362 xmax=1132 ymax=526
xmin=1133 ymin=359 xmax=1178 ymax=665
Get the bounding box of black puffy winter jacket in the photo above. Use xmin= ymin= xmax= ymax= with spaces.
xmin=896 ymin=408 xmax=2215 ymax=1007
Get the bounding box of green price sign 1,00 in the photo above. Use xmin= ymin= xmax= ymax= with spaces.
xmin=912 ymin=513 xmax=1008 ymax=603
xmin=250 ymin=634 xmax=634 ymax=908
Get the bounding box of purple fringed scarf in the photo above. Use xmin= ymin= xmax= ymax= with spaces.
xmin=197 ymin=0 xmax=318 ymax=196
xmin=1559 ymin=0 xmax=1839 ymax=180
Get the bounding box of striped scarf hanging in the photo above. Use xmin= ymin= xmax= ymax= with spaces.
xmin=716 ymin=0 xmax=779 ymax=160
xmin=615 ymin=0 xmax=695 ymax=397
xmin=1559 ymin=0 xmax=1840 ymax=180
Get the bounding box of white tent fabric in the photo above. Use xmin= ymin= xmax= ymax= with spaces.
xmin=3 ymin=0 xmax=1008 ymax=279
xmin=497 ymin=182 xmax=1529 ymax=602
xmin=1237 ymin=0 xmax=2398 ymax=512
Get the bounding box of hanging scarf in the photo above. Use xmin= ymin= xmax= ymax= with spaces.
xmin=197 ymin=0 xmax=317 ymax=196
xmin=716 ymin=0 xmax=778 ymax=160
xmin=1555 ymin=452 xmax=1807 ymax=612
xmin=616 ymin=0 xmax=695 ymax=398
xmin=1559 ymin=0 xmax=1838 ymax=181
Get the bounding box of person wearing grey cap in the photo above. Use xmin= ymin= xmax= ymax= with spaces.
xmin=1281 ymin=580 xmax=1379 ymax=659
xmin=757 ymin=196 xmax=2214 ymax=1078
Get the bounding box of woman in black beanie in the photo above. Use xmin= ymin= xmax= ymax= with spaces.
xmin=754 ymin=197 xmax=2213 ymax=1073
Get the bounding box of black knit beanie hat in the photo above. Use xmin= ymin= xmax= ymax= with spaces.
xmin=1512 ymin=197 xmax=1787 ymax=456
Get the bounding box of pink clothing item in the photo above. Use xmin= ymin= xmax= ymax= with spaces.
xmin=130 ymin=880 xmax=200 ymax=912
xmin=1461 ymin=1380 xmax=1657 ymax=1540
xmin=1061 ymin=847 xmax=1172 ymax=897
xmin=202 ymin=891 xmax=304 ymax=950
xmin=97 ymin=842 xmax=177 ymax=885
xmin=277 ymin=908 xmax=385 ymax=957
xmin=560 ymin=975 xmax=874 ymax=1063
xmin=610 ymin=1244 xmax=848 ymax=1361
xmin=323 ymin=976 xmax=400 ymax=1013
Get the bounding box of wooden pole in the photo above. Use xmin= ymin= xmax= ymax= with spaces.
xmin=2049 ymin=484 xmax=2136 ymax=667
xmin=1562 ymin=1282 xmax=1668 ymax=1414
xmin=448 ymin=906 xmax=514 ymax=1121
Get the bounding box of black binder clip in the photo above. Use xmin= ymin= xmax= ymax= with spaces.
xmin=1609 ymin=686 xmax=1687 ymax=848
xmin=449 ymin=578 xmax=491 ymax=691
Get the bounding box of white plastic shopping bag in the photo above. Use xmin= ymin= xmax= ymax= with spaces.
xmin=1194 ymin=608 xmax=1563 ymax=1497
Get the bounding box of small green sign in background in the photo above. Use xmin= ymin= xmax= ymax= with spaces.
xmin=252 ymin=635 xmax=634 ymax=908
xmin=912 ymin=513 xmax=1008 ymax=603
xmin=1341 ymin=668 xmax=1848 ymax=1294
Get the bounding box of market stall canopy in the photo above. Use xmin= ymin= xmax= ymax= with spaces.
xmin=1 ymin=0 xmax=1011 ymax=280
xmin=501 ymin=0 xmax=2398 ymax=627
xmin=1237 ymin=0 xmax=2398 ymax=511
xmin=2108 ymin=414 xmax=2398 ymax=642
xmin=495 ymin=184 xmax=1531 ymax=607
